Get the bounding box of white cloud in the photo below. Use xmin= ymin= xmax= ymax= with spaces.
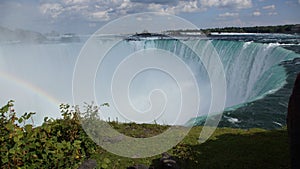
xmin=252 ymin=11 xmax=261 ymax=16
xmin=268 ymin=12 xmax=278 ymax=16
xmin=40 ymin=0 xmax=122 ymax=21
xmin=39 ymin=0 xmax=253 ymax=22
xmin=262 ymin=5 xmax=275 ymax=10
xmin=63 ymin=0 xmax=90 ymax=5
xmin=130 ymin=0 xmax=178 ymax=5
xmin=147 ymin=3 xmax=167 ymax=13
xmin=147 ymin=1 xmax=199 ymax=14
xmin=39 ymin=0 xmax=204 ymax=21
xmin=39 ymin=3 xmax=64 ymax=18
xmin=219 ymin=12 xmax=239 ymax=17
xmin=199 ymin=0 xmax=252 ymax=9
xmin=90 ymin=11 xmax=110 ymax=21
xmin=66 ymin=5 xmax=88 ymax=12
xmin=178 ymin=1 xmax=199 ymax=12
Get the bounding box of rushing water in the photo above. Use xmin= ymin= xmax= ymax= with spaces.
xmin=0 ymin=35 xmax=300 ymax=128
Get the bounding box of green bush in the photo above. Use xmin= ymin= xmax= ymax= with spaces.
xmin=0 ymin=101 xmax=290 ymax=169
xmin=0 ymin=100 xmax=97 ymax=169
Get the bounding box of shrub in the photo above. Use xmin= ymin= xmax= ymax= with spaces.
xmin=0 ymin=101 xmax=97 ymax=168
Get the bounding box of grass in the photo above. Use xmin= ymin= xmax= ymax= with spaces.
xmin=88 ymin=122 xmax=290 ymax=169
xmin=1 ymin=101 xmax=290 ymax=168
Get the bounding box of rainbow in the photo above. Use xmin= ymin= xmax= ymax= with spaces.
xmin=0 ymin=71 xmax=61 ymax=108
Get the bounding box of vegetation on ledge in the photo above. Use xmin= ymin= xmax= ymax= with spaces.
xmin=166 ymin=24 xmax=300 ymax=35
xmin=201 ymin=24 xmax=300 ymax=34
xmin=0 ymin=101 xmax=290 ymax=169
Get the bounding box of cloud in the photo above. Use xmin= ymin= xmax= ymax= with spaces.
xmin=39 ymin=0 xmax=121 ymax=21
xmin=38 ymin=0 xmax=203 ymax=21
xmin=91 ymin=11 xmax=110 ymax=21
xmin=130 ymin=0 xmax=179 ymax=5
xmin=262 ymin=4 xmax=275 ymax=10
xmin=39 ymin=3 xmax=64 ymax=18
xmin=147 ymin=1 xmax=199 ymax=14
xmin=268 ymin=12 xmax=278 ymax=16
xmin=219 ymin=12 xmax=239 ymax=17
xmin=38 ymin=0 xmax=252 ymax=22
xmin=63 ymin=0 xmax=89 ymax=5
xmin=299 ymin=0 xmax=300 ymax=4
xmin=1 ymin=1 xmax=49 ymax=31
xmin=252 ymin=11 xmax=261 ymax=16
xmin=199 ymin=0 xmax=252 ymax=9
xmin=179 ymin=1 xmax=199 ymax=12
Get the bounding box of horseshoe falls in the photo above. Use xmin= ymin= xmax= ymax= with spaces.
xmin=1 ymin=37 xmax=300 ymax=129
xmin=185 ymin=40 xmax=300 ymax=129
xmin=125 ymin=39 xmax=300 ymax=129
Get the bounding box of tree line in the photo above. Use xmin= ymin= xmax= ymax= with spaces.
xmin=201 ymin=24 xmax=300 ymax=34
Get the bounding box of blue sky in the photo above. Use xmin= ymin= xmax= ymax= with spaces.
xmin=1 ymin=0 xmax=300 ymax=34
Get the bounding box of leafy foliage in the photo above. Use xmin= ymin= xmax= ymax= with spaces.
xmin=201 ymin=24 xmax=300 ymax=34
xmin=0 ymin=101 xmax=290 ymax=169
xmin=0 ymin=101 xmax=97 ymax=168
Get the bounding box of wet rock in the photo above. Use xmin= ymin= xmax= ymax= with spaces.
xmin=287 ymin=73 xmax=300 ymax=169
xmin=159 ymin=152 xmax=180 ymax=169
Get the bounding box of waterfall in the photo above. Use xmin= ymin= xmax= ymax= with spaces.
xmin=129 ymin=40 xmax=296 ymax=107
xmin=0 ymin=39 xmax=299 ymax=128
xmin=125 ymin=39 xmax=300 ymax=128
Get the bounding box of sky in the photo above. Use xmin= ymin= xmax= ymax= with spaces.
xmin=0 ymin=0 xmax=300 ymax=34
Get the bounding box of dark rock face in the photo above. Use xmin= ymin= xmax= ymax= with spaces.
xmin=159 ymin=152 xmax=180 ymax=169
xmin=127 ymin=164 xmax=149 ymax=169
xmin=287 ymin=73 xmax=300 ymax=169
xmin=77 ymin=159 xmax=97 ymax=169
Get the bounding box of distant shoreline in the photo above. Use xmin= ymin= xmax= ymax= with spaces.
xmin=166 ymin=24 xmax=300 ymax=35
xmin=1 ymin=24 xmax=300 ymax=44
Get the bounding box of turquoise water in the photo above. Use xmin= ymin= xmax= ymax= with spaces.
xmin=0 ymin=38 xmax=299 ymax=128
xmin=183 ymin=41 xmax=300 ymax=129
xmin=91 ymin=39 xmax=300 ymax=128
